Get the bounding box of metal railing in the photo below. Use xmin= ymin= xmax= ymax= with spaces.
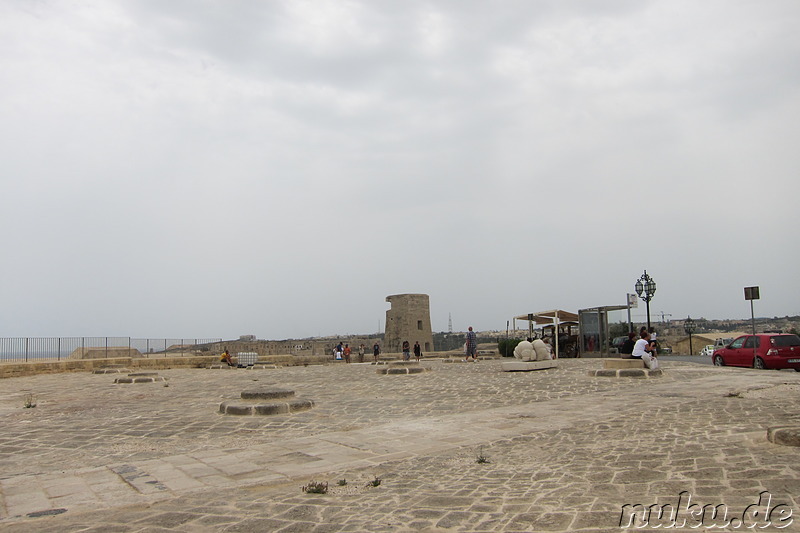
xmin=0 ymin=337 xmax=222 ymax=363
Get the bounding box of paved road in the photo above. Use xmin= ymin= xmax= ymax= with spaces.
xmin=1 ymin=358 xmax=799 ymax=532
xmin=658 ymin=355 xmax=711 ymax=365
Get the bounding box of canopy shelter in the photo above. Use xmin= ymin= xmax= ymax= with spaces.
xmin=512 ymin=310 xmax=580 ymax=358
xmin=578 ymin=305 xmax=630 ymax=356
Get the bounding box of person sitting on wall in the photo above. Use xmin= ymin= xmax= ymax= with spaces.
xmin=220 ymin=349 xmax=234 ymax=367
xmin=620 ymin=332 xmax=636 ymax=358
xmin=631 ymin=331 xmax=659 ymax=369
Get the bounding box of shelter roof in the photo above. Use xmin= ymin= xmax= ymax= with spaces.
xmin=513 ymin=310 xmax=579 ymax=324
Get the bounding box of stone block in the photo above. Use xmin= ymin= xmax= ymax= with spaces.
xmin=603 ymin=359 xmax=645 ymax=369
xmin=618 ymin=369 xmax=647 ymax=378
xmin=222 ymin=404 xmax=253 ymax=416
xmin=241 ymin=388 xmax=295 ymax=400
xmin=288 ymin=399 xmax=315 ymax=412
xmin=767 ymin=427 xmax=800 ymax=447
xmin=253 ymin=403 xmax=289 ymax=416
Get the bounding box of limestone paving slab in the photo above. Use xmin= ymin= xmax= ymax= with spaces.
xmin=0 ymin=359 xmax=799 ymax=531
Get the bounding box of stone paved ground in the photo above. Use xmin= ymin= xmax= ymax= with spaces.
xmin=1 ymin=358 xmax=799 ymax=532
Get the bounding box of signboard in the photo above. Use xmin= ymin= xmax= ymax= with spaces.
xmin=744 ymin=286 xmax=760 ymax=301
xmin=627 ymin=293 xmax=638 ymax=308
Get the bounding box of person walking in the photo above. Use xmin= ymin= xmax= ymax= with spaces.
xmin=464 ymin=326 xmax=477 ymax=362
xmin=402 ymin=340 xmax=411 ymax=361
xmin=413 ymin=341 xmax=422 ymax=362
xmin=373 ymin=342 xmax=381 ymax=363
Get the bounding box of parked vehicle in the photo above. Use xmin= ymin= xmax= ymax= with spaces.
xmin=714 ymin=338 xmax=733 ymax=351
xmin=699 ymin=345 xmax=715 ymax=357
xmin=711 ymin=334 xmax=800 ymax=370
xmin=610 ymin=336 xmax=627 ymax=353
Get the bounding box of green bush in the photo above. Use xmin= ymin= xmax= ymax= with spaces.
xmin=497 ymin=338 xmax=523 ymax=357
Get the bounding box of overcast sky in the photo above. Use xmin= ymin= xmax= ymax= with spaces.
xmin=1 ymin=0 xmax=798 ymax=340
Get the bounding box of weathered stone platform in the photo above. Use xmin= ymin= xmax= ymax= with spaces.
xmin=500 ymin=360 xmax=557 ymax=372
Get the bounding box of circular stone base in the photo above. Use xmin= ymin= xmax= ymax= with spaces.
xmin=114 ymin=374 xmax=168 ymax=384
xmin=219 ymin=398 xmax=314 ymax=416
xmin=767 ymin=427 xmax=800 ymax=447
xmin=588 ymin=369 xmax=662 ymax=378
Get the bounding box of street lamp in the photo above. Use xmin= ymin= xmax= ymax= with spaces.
xmin=684 ymin=316 xmax=696 ymax=355
xmin=635 ymin=270 xmax=657 ymax=331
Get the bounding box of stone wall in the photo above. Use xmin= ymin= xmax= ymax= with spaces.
xmin=0 ymin=353 xmax=334 ymax=379
xmin=69 ymin=347 xmax=144 ymax=359
xmin=384 ymin=293 xmax=434 ymax=353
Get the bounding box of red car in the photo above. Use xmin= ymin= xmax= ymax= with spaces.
xmin=711 ymin=334 xmax=800 ymax=370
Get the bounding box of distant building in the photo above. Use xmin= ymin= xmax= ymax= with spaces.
xmin=384 ymin=294 xmax=434 ymax=353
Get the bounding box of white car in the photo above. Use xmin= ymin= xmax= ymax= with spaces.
xmin=700 ymin=345 xmax=715 ymax=357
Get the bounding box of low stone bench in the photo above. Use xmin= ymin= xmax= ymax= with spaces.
xmin=114 ymin=372 xmax=168 ymax=384
xmin=376 ymin=361 xmax=430 ymax=375
xmin=501 ymin=360 xmax=558 ymax=372
xmin=93 ymin=365 xmax=130 ymax=374
xmin=246 ymin=362 xmax=278 ymax=369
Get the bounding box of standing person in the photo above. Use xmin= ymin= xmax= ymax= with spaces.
xmin=402 ymin=340 xmax=411 ymax=361
xmin=464 ymin=326 xmax=477 ymax=362
xmin=343 ymin=344 xmax=351 ymax=364
xmin=413 ymin=341 xmax=422 ymax=362
xmin=648 ymin=327 xmax=658 ymax=355
xmin=373 ymin=342 xmax=381 ymax=363
xmin=358 ymin=343 xmax=366 ymax=363
xmin=335 ymin=342 xmax=343 ymax=361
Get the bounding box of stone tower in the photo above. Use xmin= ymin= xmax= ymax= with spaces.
xmin=384 ymin=294 xmax=434 ymax=353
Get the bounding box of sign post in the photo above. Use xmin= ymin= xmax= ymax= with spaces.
xmin=744 ymin=286 xmax=760 ymax=335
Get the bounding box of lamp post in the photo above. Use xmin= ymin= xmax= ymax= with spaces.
xmin=635 ymin=270 xmax=657 ymax=331
xmin=684 ymin=316 xmax=696 ymax=356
